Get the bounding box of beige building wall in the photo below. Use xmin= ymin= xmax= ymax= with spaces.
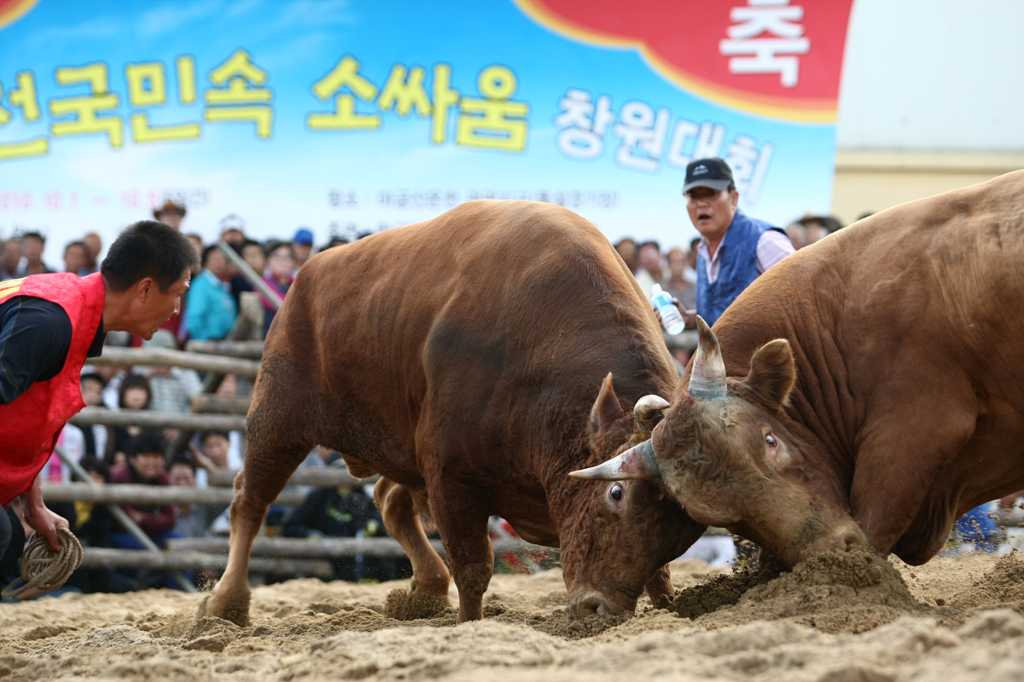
xmin=831 ymin=151 xmax=1024 ymax=227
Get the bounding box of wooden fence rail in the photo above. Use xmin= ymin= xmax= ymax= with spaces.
xmin=167 ymin=536 xmax=556 ymax=559
xmin=41 ymin=483 xmax=304 ymax=506
xmin=90 ymin=346 xmax=261 ymax=378
xmin=80 ymin=547 xmax=333 ymax=577
xmin=185 ymin=339 xmax=265 ymax=359
xmin=208 ymin=467 xmax=379 ymax=488
xmin=189 ymin=394 xmax=252 ymax=415
xmin=69 ymin=407 xmax=247 ymax=432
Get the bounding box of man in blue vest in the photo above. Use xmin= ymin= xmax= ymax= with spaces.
xmin=679 ymin=157 xmax=794 ymax=327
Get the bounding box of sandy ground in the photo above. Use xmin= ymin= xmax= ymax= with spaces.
xmin=2 ymin=548 xmax=1024 ymax=681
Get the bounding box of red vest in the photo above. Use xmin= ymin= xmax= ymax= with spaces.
xmin=0 ymin=273 xmax=105 ymax=505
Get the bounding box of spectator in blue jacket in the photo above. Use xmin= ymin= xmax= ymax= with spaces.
xmin=184 ymin=245 xmax=237 ymax=341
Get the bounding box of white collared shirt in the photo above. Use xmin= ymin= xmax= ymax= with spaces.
xmin=697 ymin=229 xmax=794 ymax=283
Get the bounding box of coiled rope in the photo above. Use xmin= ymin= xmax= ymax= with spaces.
xmin=2 ymin=528 xmax=83 ymax=600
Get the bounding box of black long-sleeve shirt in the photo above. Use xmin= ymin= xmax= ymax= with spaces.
xmin=0 ymin=296 xmax=105 ymax=405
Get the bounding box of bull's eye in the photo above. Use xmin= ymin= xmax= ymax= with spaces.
xmin=609 ymin=484 xmax=624 ymax=501
xmin=765 ymin=434 xmax=778 ymax=448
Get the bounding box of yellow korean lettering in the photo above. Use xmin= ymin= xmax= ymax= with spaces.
xmin=307 ymin=55 xmax=380 ymax=130
xmin=312 ymin=56 xmax=377 ymax=100
xmin=209 ymin=49 xmax=268 ymax=86
xmin=205 ymin=106 xmax=272 ymax=138
xmin=10 ymin=72 xmax=41 ymax=121
xmin=430 ymin=63 xmax=460 ymax=145
xmin=204 ymin=49 xmax=273 ymax=137
xmin=0 ymin=138 xmax=49 ymax=161
xmin=126 ymin=62 xmax=167 ymax=107
xmin=125 ymin=61 xmax=199 ymax=142
xmin=177 ymin=56 xmax=197 ymax=104
xmin=50 ymin=63 xmax=122 ymax=147
xmin=378 ymin=64 xmax=430 ymax=117
xmin=205 ymin=49 xmax=272 ymax=104
xmin=455 ymin=65 xmax=528 ymax=152
xmin=130 ymin=114 xmax=200 ymax=143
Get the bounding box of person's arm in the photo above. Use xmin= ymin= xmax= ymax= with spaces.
xmin=0 ymin=297 xmax=72 ymax=405
xmin=755 ymin=229 xmax=796 ymax=274
xmin=19 ymin=473 xmax=70 ymax=550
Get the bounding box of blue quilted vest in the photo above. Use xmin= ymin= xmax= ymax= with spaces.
xmin=696 ymin=210 xmax=784 ymax=326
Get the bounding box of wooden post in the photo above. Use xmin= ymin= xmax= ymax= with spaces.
xmin=217 ymin=240 xmax=283 ymax=311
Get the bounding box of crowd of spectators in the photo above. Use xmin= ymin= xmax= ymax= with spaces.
xmin=0 ymin=201 xmax=410 ymax=598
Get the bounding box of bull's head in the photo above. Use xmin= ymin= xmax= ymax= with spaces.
xmin=561 ymin=374 xmax=703 ymax=618
xmin=572 ymin=317 xmax=867 ymax=567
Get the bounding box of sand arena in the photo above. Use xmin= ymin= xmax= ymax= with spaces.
xmin=3 ymin=547 xmax=1024 ymax=681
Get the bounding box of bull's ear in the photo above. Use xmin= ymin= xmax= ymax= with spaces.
xmin=743 ymin=339 xmax=796 ymax=411
xmin=590 ymin=372 xmax=624 ymax=433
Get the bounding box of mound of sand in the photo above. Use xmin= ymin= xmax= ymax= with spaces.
xmin=3 ymin=550 xmax=1024 ymax=681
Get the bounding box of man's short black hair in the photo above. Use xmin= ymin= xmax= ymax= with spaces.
xmin=64 ymin=240 xmax=86 ymax=255
xmin=80 ymin=371 xmax=107 ymax=388
xmin=21 ymin=231 xmax=45 ymax=244
xmin=101 ymin=220 xmax=199 ymax=293
xmin=128 ymin=429 xmax=167 ymax=459
xmin=638 ymin=240 xmax=661 ymax=252
xmin=79 ymin=456 xmax=110 ymax=483
xmin=168 ymin=454 xmax=196 ymax=474
xmin=201 ymin=430 xmax=230 ymax=445
xmin=202 ymin=243 xmax=226 ymax=267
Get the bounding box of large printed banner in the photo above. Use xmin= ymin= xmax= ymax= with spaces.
xmin=0 ymin=0 xmax=854 ymax=263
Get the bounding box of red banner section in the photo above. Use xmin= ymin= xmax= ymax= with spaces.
xmin=0 ymin=0 xmax=38 ymax=30
xmin=515 ymin=0 xmax=854 ymax=123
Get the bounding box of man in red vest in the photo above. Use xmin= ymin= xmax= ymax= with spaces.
xmin=0 ymin=220 xmax=198 ymax=585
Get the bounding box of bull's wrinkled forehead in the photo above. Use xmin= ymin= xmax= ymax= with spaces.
xmin=658 ymin=395 xmax=763 ymax=458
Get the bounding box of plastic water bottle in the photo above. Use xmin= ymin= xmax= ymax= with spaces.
xmin=650 ymin=283 xmax=685 ymax=335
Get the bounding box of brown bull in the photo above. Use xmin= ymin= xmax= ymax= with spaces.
xmin=574 ymin=170 xmax=1024 ymax=567
xmin=200 ymin=200 xmax=702 ymax=624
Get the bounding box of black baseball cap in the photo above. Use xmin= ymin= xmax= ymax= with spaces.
xmin=682 ymin=157 xmax=734 ymax=195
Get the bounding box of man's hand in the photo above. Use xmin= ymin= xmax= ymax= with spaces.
xmin=188 ymin=443 xmax=215 ymax=471
xmin=653 ymin=296 xmax=697 ymax=330
xmin=20 ymin=474 xmax=69 ymax=551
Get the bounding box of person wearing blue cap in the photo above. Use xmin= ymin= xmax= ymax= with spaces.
xmin=681 ymin=157 xmax=794 ymax=327
xmin=291 ymin=228 xmax=314 ymax=271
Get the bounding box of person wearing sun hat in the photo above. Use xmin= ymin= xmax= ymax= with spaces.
xmin=153 ymin=200 xmax=187 ymax=231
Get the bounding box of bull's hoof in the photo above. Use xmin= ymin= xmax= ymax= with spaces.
xmin=384 ymin=588 xmax=451 ymax=621
xmin=196 ymin=592 xmax=251 ymax=628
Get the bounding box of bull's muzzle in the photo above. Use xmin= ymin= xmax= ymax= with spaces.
xmin=569 ymin=439 xmax=661 ymax=480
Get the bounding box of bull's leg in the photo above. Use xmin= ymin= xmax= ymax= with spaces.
xmin=374 ymin=477 xmax=450 ymax=598
xmin=198 ymin=378 xmax=314 ymax=626
xmin=429 ymin=480 xmax=494 ymax=623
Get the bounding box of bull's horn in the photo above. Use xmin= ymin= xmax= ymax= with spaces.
xmin=569 ymin=439 xmax=661 ymax=480
xmin=634 ymin=394 xmax=670 ymax=433
xmin=687 ymin=315 xmax=727 ymax=400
